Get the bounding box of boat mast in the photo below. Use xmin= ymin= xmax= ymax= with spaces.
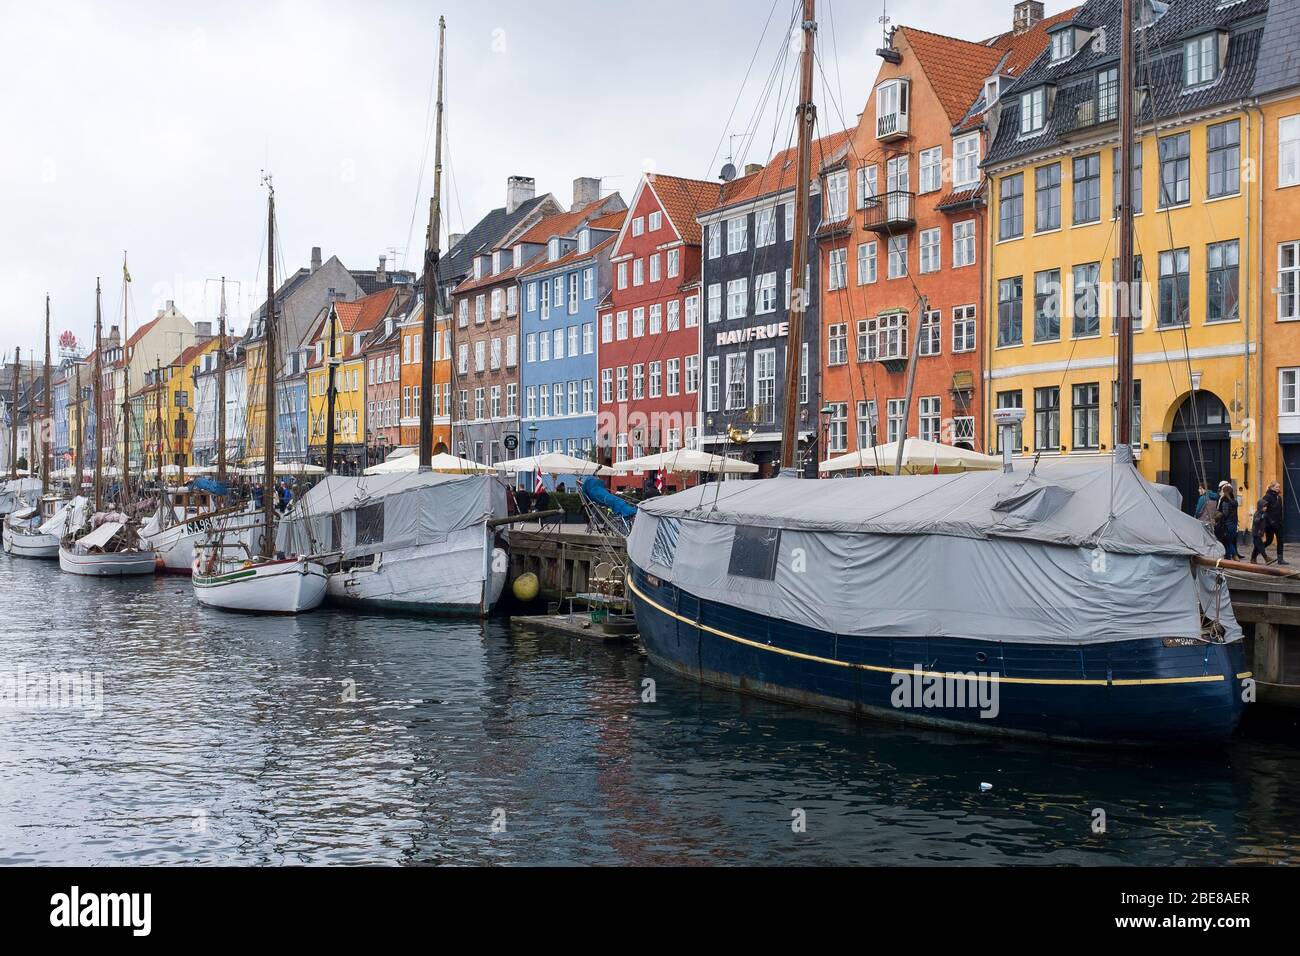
xmin=155 ymin=356 xmax=165 ymax=484
xmin=120 ymin=253 xmax=132 ymax=509
xmin=73 ymin=359 xmax=83 ymax=490
xmin=261 ymin=178 xmax=277 ymax=558
xmin=7 ymin=348 xmax=17 ymax=480
xmin=1116 ymin=0 xmax=1135 ymax=450
xmin=217 ymin=277 xmax=228 ymax=485
xmin=93 ymin=281 xmax=103 ymax=513
xmin=419 ymin=15 xmax=446 ymax=472
xmin=780 ymin=0 xmax=817 ymax=472
xmin=42 ymin=294 xmax=51 ymax=498
xmin=324 ymin=297 xmax=338 ymax=475
xmin=894 ymin=294 xmax=929 ymax=474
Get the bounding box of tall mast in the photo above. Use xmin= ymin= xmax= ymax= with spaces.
xmin=120 ymin=252 xmax=132 ymax=508
xmin=7 ymin=348 xmax=17 ymax=479
xmin=324 ymin=298 xmax=338 ymax=475
xmin=261 ymin=178 xmax=277 ymax=558
xmin=73 ymin=359 xmax=83 ymax=492
xmin=780 ymin=0 xmax=817 ymax=472
xmin=1116 ymin=0 xmax=1135 ymax=449
xmin=155 ymin=356 xmax=165 ymax=484
xmin=42 ymin=294 xmax=51 ymax=497
xmin=217 ymin=277 xmax=228 ymax=485
xmin=93 ymin=281 xmax=103 ymax=512
xmin=419 ymin=15 xmax=446 ymax=471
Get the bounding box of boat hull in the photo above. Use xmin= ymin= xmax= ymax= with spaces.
xmin=58 ymin=545 xmax=158 ymax=577
xmin=627 ymin=564 xmax=1248 ymax=747
xmin=193 ymin=557 xmax=327 ymax=614
xmin=141 ymin=512 xmax=261 ymax=575
xmin=323 ymin=540 xmax=506 ymax=617
xmin=2 ymin=524 xmax=61 ymax=559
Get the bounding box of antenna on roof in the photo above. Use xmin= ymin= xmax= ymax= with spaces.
xmin=719 ymin=162 xmax=738 ymax=183
xmin=879 ymin=1 xmax=891 ymax=46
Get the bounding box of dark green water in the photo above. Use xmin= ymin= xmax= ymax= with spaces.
xmin=1 ymin=555 xmax=1297 ymax=865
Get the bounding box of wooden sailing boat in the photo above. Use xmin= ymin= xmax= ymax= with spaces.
xmin=4 ymin=295 xmax=72 ymax=559
xmin=59 ymin=275 xmax=157 ymax=575
xmin=621 ymin=0 xmax=1247 ymax=746
xmin=192 ymin=179 xmax=327 ymax=613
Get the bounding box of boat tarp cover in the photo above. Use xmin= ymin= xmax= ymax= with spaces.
xmin=37 ymin=496 xmax=86 ymax=536
xmin=581 ymin=477 xmax=638 ymax=519
xmin=628 ymin=457 xmax=1241 ymax=646
xmin=75 ymin=520 xmax=124 ymax=552
xmin=0 ymin=477 xmax=42 ymax=510
xmin=275 ymin=471 xmax=505 ymax=560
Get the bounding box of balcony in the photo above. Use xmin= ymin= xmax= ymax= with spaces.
xmin=861 ymin=190 xmax=915 ymax=233
xmin=876 ymin=109 xmax=909 ymax=140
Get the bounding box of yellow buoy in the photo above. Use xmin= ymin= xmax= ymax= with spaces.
xmin=512 ymin=571 xmax=540 ymax=602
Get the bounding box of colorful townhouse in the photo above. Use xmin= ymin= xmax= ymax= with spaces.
xmin=363 ymin=303 xmax=405 ymax=465
xmin=1254 ymin=0 xmax=1300 ymax=534
xmin=397 ymin=294 xmax=452 ymax=454
xmin=304 ymin=288 xmax=397 ymax=473
xmin=190 ymin=339 xmax=247 ymax=469
xmin=696 ymin=133 xmax=849 ymax=478
xmin=450 ymin=180 xmax=615 ymax=466
xmin=519 ymin=191 xmax=626 ymax=486
xmin=442 ymin=177 xmax=565 ymax=463
xmin=818 ymin=6 xmax=1071 ymax=463
xmin=597 ymin=173 xmax=721 ymax=491
xmin=137 ymin=333 xmax=222 ymax=473
xmin=984 ymin=0 xmax=1267 ymax=514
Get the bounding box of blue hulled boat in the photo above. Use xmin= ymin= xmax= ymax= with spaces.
xmin=625 ymin=450 xmax=1249 ymax=747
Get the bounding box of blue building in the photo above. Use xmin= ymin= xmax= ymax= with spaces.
xmin=518 ymin=209 xmax=624 ymax=487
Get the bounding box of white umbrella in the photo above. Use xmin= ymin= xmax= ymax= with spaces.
xmin=612 ymin=447 xmax=759 ymax=475
xmin=491 ymin=451 xmax=613 ymax=476
xmin=819 ymin=437 xmax=1002 ymax=475
xmin=234 ymin=462 xmax=327 ymax=476
xmin=363 ymin=450 xmax=494 ymax=475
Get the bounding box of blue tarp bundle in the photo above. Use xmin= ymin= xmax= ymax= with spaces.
xmin=581 ymin=476 xmax=637 ymax=519
xmin=192 ymin=477 xmax=229 ymax=496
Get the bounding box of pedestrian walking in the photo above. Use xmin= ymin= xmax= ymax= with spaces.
xmin=1216 ymin=480 xmax=1240 ymax=560
xmin=1251 ymin=480 xmax=1287 ymax=565
xmin=1195 ymin=482 xmax=1219 ymax=534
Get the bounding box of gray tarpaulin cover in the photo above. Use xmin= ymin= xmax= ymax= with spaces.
xmin=276 ymin=472 xmax=505 ymax=559
xmin=628 ymin=453 xmax=1241 ymax=646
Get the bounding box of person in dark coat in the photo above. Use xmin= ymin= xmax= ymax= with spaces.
xmin=1251 ymin=481 xmax=1287 ymax=565
xmin=1216 ymin=480 xmax=1240 ymax=559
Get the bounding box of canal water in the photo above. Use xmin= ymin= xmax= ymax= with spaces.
xmin=1 ymin=556 xmax=1297 ymax=866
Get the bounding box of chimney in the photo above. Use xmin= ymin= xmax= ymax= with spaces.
xmin=377 ymin=255 xmax=388 ymax=283
xmin=744 ymin=163 xmax=763 ymax=176
xmin=572 ymin=177 xmax=601 ymax=209
xmin=448 ymin=233 xmax=465 ymax=250
xmin=311 ymin=246 xmax=322 ymax=273
xmin=506 ymin=175 xmax=535 ymax=214
xmin=194 ymin=321 xmax=212 ymax=340
xmin=1013 ymin=0 xmax=1044 ymax=34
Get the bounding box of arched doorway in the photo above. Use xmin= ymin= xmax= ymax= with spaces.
xmin=1167 ymin=391 xmax=1231 ymax=515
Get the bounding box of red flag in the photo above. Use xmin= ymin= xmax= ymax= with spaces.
xmin=534 ymin=467 xmax=545 ymax=494
xmin=655 ymin=469 xmax=664 ymax=493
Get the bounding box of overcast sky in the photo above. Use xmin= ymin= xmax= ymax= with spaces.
xmin=0 ymin=0 xmax=1060 ymax=356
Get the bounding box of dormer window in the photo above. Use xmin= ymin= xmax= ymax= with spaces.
xmin=492 ymin=250 xmax=503 ymax=274
xmin=1184 ymin=33 xmax=1220 ymax=88
xmin=984 ymin=76 xmax=1003 ymax=109
xmin=548 ymin=237 xmax=560 ymax=261
xmin=578 ymin=229 xmax=590 ymax=254
xmin=512 ymin=246 xmax=522 ymax=269
xmin=1020 ymin=87 xmax=1048 ymax=136
xmin=876 ymin=78 xmax=910 ymax=140
xmin=473 ymin=257 xmax=484 ymax=280
xmin=1050 ymin=28 xmax=1074 ymax=62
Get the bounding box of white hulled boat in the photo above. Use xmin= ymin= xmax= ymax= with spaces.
xmin=59 ymin=518 xmax=157 ymax=576
xmin=141 ymin=487 xmax=261 ymax=574
xmin=3 ymin=494 xmax=77 ymax=559
xmin=188 ymin=177 xmax=326 ymax=614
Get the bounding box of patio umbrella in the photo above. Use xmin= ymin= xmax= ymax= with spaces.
xmin=362 ymin=450 xmax=494 ymax=475
xmin=611 ymin=447 xmax=759 ymax=474
xmin=819 ymin=437 xmax=1001 ymax=475
xmin=490 ymin=451 xmax=613 ymax=476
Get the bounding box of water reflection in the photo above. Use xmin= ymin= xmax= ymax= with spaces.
xmin=0 ymin=557 xmax=1296 ymax=865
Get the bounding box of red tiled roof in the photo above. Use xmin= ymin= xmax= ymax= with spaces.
xmin=332 ymin=288 xmax=397 ymax=336
xmin=900 ymin=27 xmax=1010 ymax=124
xmin=645 ymin=173 xmax=724 ymax=245
xmin=453 ymin=250 xmax=547 ymax=295
xmin=985 ymin=7 xmax=1082 ymax=78
xmin=588 ymin=209 xmax=627 ymax=231
xmin=707 ymin=129 xmax=853 ymax=210
xmin=510 ymin=195 xmax=619 ymax=248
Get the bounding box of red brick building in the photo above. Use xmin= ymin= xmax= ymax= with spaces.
xmin=597 ymin=173 xmax=723 ymax=491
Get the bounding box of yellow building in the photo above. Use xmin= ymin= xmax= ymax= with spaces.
xmin=983 ymin=1 xmax=1262 ymax=513
xmin=138 ymin=336 xmax=225 ymax=473
xmin=1252 ymin=3 xmax=1300 ymax=535
xmin=304 ymin=289 xmax=397 ymax=471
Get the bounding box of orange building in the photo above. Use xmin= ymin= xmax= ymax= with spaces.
xmin=817 ymin=6 xmax=1073 ymax=461
xmin=397 ymin=296 xmax=452 ymax=453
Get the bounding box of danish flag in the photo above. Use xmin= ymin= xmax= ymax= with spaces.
xmin=534 ymin=467 xmax=545 ymax=494
xmin=655 ymin=469 xmax=664 ymax=493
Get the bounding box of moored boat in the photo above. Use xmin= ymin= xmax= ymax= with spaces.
xmin=192 ymin=542 xmax=326 ymax=613
xmin=3 ymin=494 xmax=77 ymax=560
xmin=625 ymin=450 xmax=1248 ymax=746
xmin=59 ymin=519 xmax=157 ymax=576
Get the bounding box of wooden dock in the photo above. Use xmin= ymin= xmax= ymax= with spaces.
xmin=1224 ymin=569 xmax=1300 ymax=707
